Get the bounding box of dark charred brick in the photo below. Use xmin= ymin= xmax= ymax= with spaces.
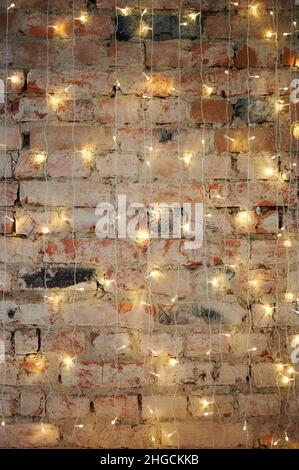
xmin=23 ymin=267 xmax=95 ymax=289
xmin=116 ymin=13 xmax=202 ymax=41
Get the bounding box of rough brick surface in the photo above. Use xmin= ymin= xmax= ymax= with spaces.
xmin=0 ymin=0 xmax=298 ymax=450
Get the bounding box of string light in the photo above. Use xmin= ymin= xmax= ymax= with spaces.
xmin=111 ymin=417 xmax=117 ymax=425
xmin=203 ymin=84 xmax=213 ymax=96
xmin=285 ymin=432 xmax=289 ymax=442
xmin=168 ymin=357 xmax=179 ymax=367
xmin=167 ymin=431 xmax=177 ymax=438
xmin=116 ymin=345 xmax=127 ymax=352
xmin=62 ymin=356 xmax=74 ymax=367
xmin=248 ymin=347 xmax=257 ymax=352
xmin=292 ymin=123 xmax=299 ymax=139
xmin=75 ymin=424 xmax=84 ymax=428
xmin=41 ymin=226 xmax=50 ymax=235
xmin=189 ymin=12 xmax=201 ymax=20
xmin=179 ymin=152 xmax=193 ymax=165
xmin=75 ymin=14 xmax=88 ymax=23
xmin=283 ymin=239 xmax=292 ymax=248
xmin=116 ymin=6 xmax=132 ymax=16
xmin=285 ymin=292 xmax=295 ymax=302
xmin=243 ymin=420 xmax=247 ymax=432
xmin=7 ymin=3 xmax=15 ymax=9
xmin=1 ymin=420 xmax=5 ymax=426
xmin=33 ymin=152 xmax=47 ymax=164
xmin=7 ymin=74 xmax=20 ymax=85
xmin=224 ymin=135 xmax=235 ymax=142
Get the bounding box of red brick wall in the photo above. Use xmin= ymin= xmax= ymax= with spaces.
xmin=0 ymin=0 xmax=298 ymax=448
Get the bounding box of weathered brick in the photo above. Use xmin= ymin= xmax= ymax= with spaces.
xmin=94 ymin=395 xmax=139 ymax=421
xmin=190 ymin=99 xmax=234 ymax=123
xmin=46 ymin=395 xmax=90 ymax=420
xmin=0 ymin=126 xmax=22 ymax=150
xmin=188 ymin=395 xmax=234 ymax=418
xmin=142 ymin=395 xmax=187 ymax=419
xmin=192 ymin=42 xmax=233 ymax=67
xmin=20 ymin=181 xmax=111 ymax=207
xmin=0 ymin=423 xmax=59 ymax=448
xmin=20 ymin=390 xmax=44 ymax=417
xmin=14 ymin=329 xmax=39 ymax=355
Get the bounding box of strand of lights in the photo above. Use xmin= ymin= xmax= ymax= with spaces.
xmin=7 ymin=3 xmax=15 ymax=10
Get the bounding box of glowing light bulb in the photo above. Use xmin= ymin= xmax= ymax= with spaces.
xmin=249 ymin=136 xmax=256 ymax=141
xmin=1 ymin=420 xmax=5 ymax=426
xmin=145 ymin=146 xmax=153 ymax=151
xmin=168 ymin=357 xmax=179 ymax=367
xmin=224 ymin=135 xmax=235 ymax=142
xmin=104 ymin=279 xmax=115 ymax=288
xmin=285 ymin=292 xmax=295 ymax=302
xmin=287 ymin=366 xmax=295 ymax=375
xmin=75 ymin=14 xmax=88 ymax=23
xmin=249 ymin=280 xmax=257 ymax=287
xmin=75 ymin=424 xmax=84 ymax=428
xmin=264 ymin=167 xmax=274 ymax=177
xmin=205 ymin=213 xmax=212 ymax=218
xmin=230 ymin=1 xmax=239 ymax=5
xmin=143 ymin=73 xmax=151 ymax=81
xmin=116 ymin=345 xmax=127 ymax=352
xmin=180 ymin=22 xmax=188 ymax=26
xmin=63 ymin=356 xmax=74 ymax=367
xmin=8 ymin=74 xmax=20 ymax=85
xmin=116 ymin=6 xmax=132 ymax=16
xmin=149 ymin=371 xmax=160 ymax=378
xmin=285 ymin=433 xmax=289 ymax=442
xmin=292 ymin=124 xmax=299 ymax=139
xmin=284 ymin=239 xmax=292 ymax=248
xmin=203 ymin=84 xmax=213 ymax=96
xmin=34 ymin=153 xmax=47 ymax=164
xmin=243 ymin=420 xmax=247 ymax=432
xmin=209 ymin=277 xmax=219 ymax=288
xmin=111 ymin=417 xmax=117 ymax=425
xmin=41 ymin=424 xmax=45 ymax=432
xmin=147 ymin=270 xmax=161 ymax=280
xmin=189 ymin=12 xmax=201 ymax=20
xmin=171 ymin=296 xmax=177 ymax=303
xmin=7 ymin=3 xmax=15 ymax=10
xmin=151 ymin=436 xmax=156 ymax=442
xmin=269 ymin=10 xmax=274 ymax=15
xmin=248 ymin=347 xmax=257 ymax=352
xmin=179 ymin=152 xmax=193 ymax=165
xmin=167 ymin=431 xmax=177 ymax=438
xmin=41 ymin=226 xmax=50 ymax=235
xmin=265 ymin=31 xmax=275 ymax=39
xmin=264 ymin=305 xmax=274 ymax=315
xmin=281 ymin=375 xmax=291 ymax=385
xmin=276 ymin=363 xmax=284 ymax=371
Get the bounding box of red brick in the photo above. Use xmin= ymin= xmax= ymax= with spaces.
xmin=19 ymin=13 xmax=113 ymax=39
xmin=0 ymin=182 xmax=18 ymax=206
xmin=192 ymin=43 xmax=233 ymax=67
xmin=191 ymin=99 xmax=234 ymax=123
xmin=146 ymin=40 xmax=192 ymax=68
xmin=215 ymin=128 xmax=295 ymax=153
xmin=94 ymin=396 xmax=139 ymax=421
xmin=27 ymin=69 xmax=114 ymax=95
xmin=20 ymin=390 xmax=44 ymax=417
xmin=0 ymin=238 xmax=40 ymax=264
xmin=234 ymin=42 xmax=277 ymax=69
xmin=29 ymin=125 xmax=115 ymax=152
xmin=0 ymin=126 xmax=22 ymax=150
xmin=14 ymin=330 xmax=38 ymax=355
xmin=142 ymin=395 xmax=187 ymax=419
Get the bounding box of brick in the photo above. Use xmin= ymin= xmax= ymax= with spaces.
xmin=192 ymin=42 xmax=233 ymax=67
xmin=27 ymin=69 xmax=114 ymax=95
xmin=0 ymin=154 xmax=12 ymax=179
xmin=0 ymin=126 xmax=22 ymax=150
xmin=190 ymin=99 xmax=234 ymax=123
xmin=188 ymin=395 xmax=234 ymax=418
xmin=236 ymin=155 xmax=279 ymax=180
xmin=0 ymin=388 xmax=18 ymax=417
xmin=185 ymin=333 xmax=231 ymax=357
xmin=20 ymin=390 xmax=44 ymax=417
xmin=233 ymin=209 xmax=279 ymax=234
xmin=108 ymin=42 xmax=144 ymax=67
xmin=234 ymin=42 xmax=277 ymax=69
xmin=19 ymin=13 xmax=113 ymax=39
xmin=47 ymin=395 xmax=90 ymax=420
xmin=61 ymin=301 xmax=152 ymax=328
xmin=20 ymin=181 xmax=111 ymax=207
xmin=15 ymin=150 xmax=91 ymax=179
xmin=209 ymin=182 xmax=297 ymax=207
xmin=94 ymin=395 xmax=139 ymax=421
xmin=0 ymin=269 xmax=13 ymax=291
xmin=0 ymin=423 xmax=59 ymax=448
xmin=42 ymin=331 xmax=85 ymax=354
xmin=215 ymin=128 xmax=295 ymax=154
xmin=63 ymin=423 xmax=155 ymax=448
xmin=0 ymin=210 xmax=14 ymax=234
xmin=97 ymin=96 xmax=141 ymax=124
xmin=205 ymin=15 xmax=293 ymax=40
xmin=238 ymin=394 xmax=281 ymax=417
xmin=0 ymin=182 xmax=18 ymax=206
xmin=146 ymin=40 xmax=192 ymax=68
xmin=251 ymin=364 xmax=277 ymax=388
xmin=116 ymin=13 xmax=201 ymax=42
xmin=29 ymin=125 xmax=115 ymax=152
xmin=96 ymin=153 xmax=139 ymax=180
xmin=14 ymin=329 xmax=39 ymax=355
xmin=161 ymin=422 xmax=252 ymax=448
xmin=142 ymin=395 xmax=187 ymax=419
xmin=0 ymin=238 xmax=40 ymax=264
